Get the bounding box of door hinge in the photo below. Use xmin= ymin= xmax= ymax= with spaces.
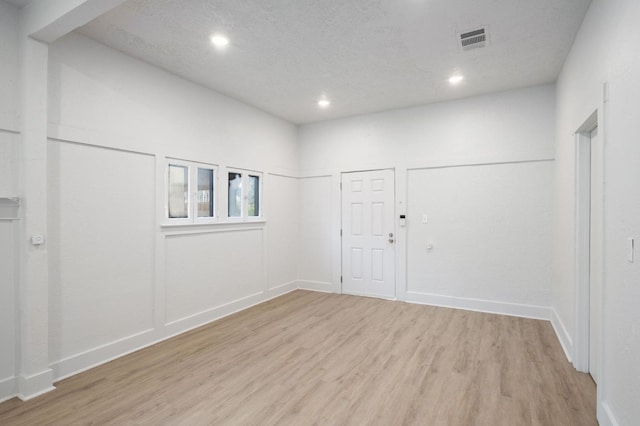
xmin=340 ymin=276 xmax=343 ymax=283
xmin=340 ymin=229 xmax=342 ymax=236
xmin=340 ymin=182 xmax=342 ymax=190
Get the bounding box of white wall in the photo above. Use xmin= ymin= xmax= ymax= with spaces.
xmin=298 ymin=176 xmax=334 ymax=291
xmin=298 ymin=85 xmax=555 ymax=317
xmin=45 ymin=32 xmax=300 ymax=380
xmin=266 ymin=174 xmax=300 ymax=289
xmin=0 ymin=221 xmax=17 ymax=401
xmin=299 ymin=85 xmax=555 ymax=174
xmin=554 ymin=0 xmax=640 ymax=423
xmin=0 ymin=1 xmax=19 ymax=133
xmin=0 ymin=0 xmax=20 ymax=402
xmin=0 ymin=0 xmax=20 ymax=196
xmin=407 ymin=161 xmax=552 ymax=317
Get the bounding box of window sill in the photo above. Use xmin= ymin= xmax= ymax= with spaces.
xmin=161 ymin=220 xmax=266 ymax=230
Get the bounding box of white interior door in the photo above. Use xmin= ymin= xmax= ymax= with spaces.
xmin=589 ymin=126 xmax=602 ymax=384
xmin=341 ymin=169 xmax=395 ymax=299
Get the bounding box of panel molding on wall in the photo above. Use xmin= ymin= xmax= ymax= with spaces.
xmin=0 ymin=220 xmax=16 ymax=403
xmin=48 ymin=140 xmax=156 ymax=364
xmin=164 ymin=228 xmax=266 ymax=325
xmin=406 ymin=160 xmax=554 ymax=310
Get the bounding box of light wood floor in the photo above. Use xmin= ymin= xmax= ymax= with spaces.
xmin=0 ymin=290 xmax=596 ymax=425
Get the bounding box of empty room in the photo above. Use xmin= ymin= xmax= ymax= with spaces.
xmin=0 ymin=0 xmax=639 ymax=424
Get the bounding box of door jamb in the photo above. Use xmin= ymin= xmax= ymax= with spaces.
xmin=574 ymin=110 xmax=598 ymax=373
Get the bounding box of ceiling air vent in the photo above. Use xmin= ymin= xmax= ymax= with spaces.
xmin=459 ymin=28 xmax=487 ymax=51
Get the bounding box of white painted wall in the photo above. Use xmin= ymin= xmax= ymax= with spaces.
xmin=0 ymin=221 xmax=17 ymax=401
xmin=0 ymin=1 xmax=19 ymax=132
xmin=554 ymin=0 xmax=640 ymax=423
xmin=47 ymin=141 xmax=156 ymax=363
xmin=298 ymin=176 xmax=334 ymax=292
xmin=0 ymin=1 xmax=19 ymax=402
xmin=45 ymin=32 xmax=300 ymax=380
xmin=407 ymin=161 xmax=552 ymax=317
xmin=299 ymin=85 xmax=555 ymax=174
xmin=266 ymin=175 xmax=300 ymax=290
xmin=0 ymin=0 xmax=19 ymax=196
xmin=298 ymin=85 xmax=555 ymax=317
xmin=0 ymin=0 xmax=20 ymax=197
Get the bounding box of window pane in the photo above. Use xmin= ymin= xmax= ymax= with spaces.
xmin=248 ymin=175 xmax=260 ymax=217
xmin=197 ymin=168 xmax=214 ymax=218
xmin=228 ymin=172 xmax=242 ymax=217
xmin=168 ymin=164 xmax=188 ymax=218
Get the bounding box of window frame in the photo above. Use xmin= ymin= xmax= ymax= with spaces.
xmin=226 ymin=167 xmax=263 ymax=222
xmin=164 ymin=158 xmax=219 ymax=225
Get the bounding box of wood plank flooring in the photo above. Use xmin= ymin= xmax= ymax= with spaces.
xmin=0 ymin=290 xmax=596 ymax=425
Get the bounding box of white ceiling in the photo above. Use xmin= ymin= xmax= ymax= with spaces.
xmin=74 ymin=0 xmax=589 ymax=123
xmin=4 ymin=0 xmax=30 ymax=7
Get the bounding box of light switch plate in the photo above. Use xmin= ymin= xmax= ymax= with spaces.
xmin=31 ymin=234 xmax=45 ymax=245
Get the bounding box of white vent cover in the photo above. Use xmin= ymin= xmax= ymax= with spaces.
xmin=459 ymin=28 xmax=487 ymax=51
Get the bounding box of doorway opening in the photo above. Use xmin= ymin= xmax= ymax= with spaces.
xmin=574 ymin=110 xmax=602 ymax=384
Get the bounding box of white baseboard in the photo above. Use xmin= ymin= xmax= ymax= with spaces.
xmin=0 ymin=375 xmax=17 ymax=403
xmin=50 ymin=282 xmax=298 ymax=383
xmin=405 ymin=291 xmax=551 ymax=320
xmin=267 ymin=281 xmax=298 ymax=298
xmin=17 ymin=369 xmax=55 ymax=401
xmin=599 ymin=400 xmax=620 ymax=426
xmin=297 ymin=280 xmax=334 ymax=293
xmin=50 ymin=328 xmax=157 ymax=381
xmin=550 ymin=307 xmax=573 ymax=363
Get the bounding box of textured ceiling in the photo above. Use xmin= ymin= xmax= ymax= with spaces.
xmin=77 ymin=0 xmax=591 ymax=124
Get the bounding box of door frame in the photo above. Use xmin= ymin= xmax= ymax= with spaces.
xmin=573 ymin=110 xmax=599 ymax=374
xmin=339 ymin=168 xmax=397 ymax=298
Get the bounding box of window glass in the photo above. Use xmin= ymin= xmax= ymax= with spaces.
xmin=197 ymin=168 xmax=214 ymax=218
xmin=228 ymin=172 xmax=242 ymax=218
xmin=168 ymin=164 xmax=188 ymax=218
xmin=248 ymin=175 xmax=260 ymax=217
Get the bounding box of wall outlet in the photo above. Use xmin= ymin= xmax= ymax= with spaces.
xmin=31 ymin=234 xmax=45 ymax=245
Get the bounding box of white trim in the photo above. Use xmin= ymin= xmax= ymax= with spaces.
xmin=48 ymin=133 xmax=155 ymax=157
xmin=297 ymin=280 xmax=335 ymax=293
xmin=573 ymin=110 xmax=599 ymax=373
xmin=406 ymin=291 xmax=550 ymax=320
xmin=0 ymin=376 xmax=18 ymax=403
xmin=395 ymin=168 xmax=408 ymax=302
xmin=164 ymin=159 xmax=220 ymax=226
xmin=50 ymin=329 xmax=155 ymax=381
xmin=225 ymin=167 xmax=264 ymax=222
xmin=574 ymin=130 xmax=590 ymax=372
xmin=0 ymin=112 xmax=19 ymax=133
xmin=49 ymin=283 xmax=297 ymax=383
xmin=598 ymin=400 xmax=620 ymax=426
xmin=551 ymin=307 xmax=573 ymax=363
xmin=17 ymin=369 xmax=55 ymax=401
xmin=406 ymin=157 xmax=554 ymax=172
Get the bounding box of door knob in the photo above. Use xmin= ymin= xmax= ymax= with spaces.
xmin=388 ymin=238 xmax=395 ymax=243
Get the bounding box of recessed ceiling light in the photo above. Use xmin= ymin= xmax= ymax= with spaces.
xmin=210 ymin=34 xmax=229 ymax=47
xmin=318 ymin=99 xmax=330 ymax=108
xmin=448 ymin=75 xmax=464 ymax=85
